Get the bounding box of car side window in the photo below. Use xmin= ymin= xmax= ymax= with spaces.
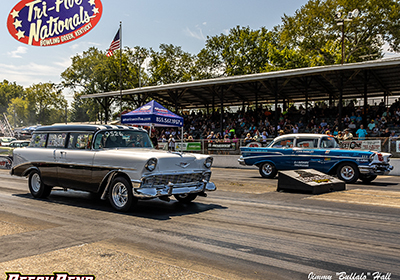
xmin=21 ymin=142 xmax=29 ymax=147
xmin=320 ymin=137 xmax=338 ymax=148
xmin=68 ymin=133 xmax=93 ymax=150
xmin=30 ymin=133 xmax=47 ymax=148
xmin=47 ymin=133 xmax=67 ymax=148
xmin=296 ymin=138 xmax=318 ymax=148
xmin=272 ymin=138 xmax=294 ymax=148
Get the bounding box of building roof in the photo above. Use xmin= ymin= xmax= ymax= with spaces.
xmin=81 ymin=57 xmax=400 ymax=109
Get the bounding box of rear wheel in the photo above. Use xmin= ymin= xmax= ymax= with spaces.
xmin=336 ymin=163 xmax=359 ymax=184
xmin=28 ymin=170 xmax=52 ymax=198
xmin=360 ymin=174 xmax=377 ymax=184
xmin=108 ymin=177 xmax=136 ymax=212
xmin=259 ymin=162 xmax=277 ymax=179
xmin=174 ymin=193 xmax=198 ymax=203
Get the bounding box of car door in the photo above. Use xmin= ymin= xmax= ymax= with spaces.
xmin=56 ymin=132 xmax=96 ymax=192
xmin=292 ymin=137 xmax=320 ymax=170
xmin=270 ymin=137 xmax=295 ymax=170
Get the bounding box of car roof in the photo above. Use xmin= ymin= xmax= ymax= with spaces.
xmin=273 ymin=133 xmax=327 ymax=141
xmin=33 ymin=124 xmax=146 ymax=133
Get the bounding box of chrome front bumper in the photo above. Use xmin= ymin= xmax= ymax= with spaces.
xmin=358 ymin=164 xmax=393 ymax=175
xmin=238 ymin=156 xmax=245 ymax=166
xmin=133 ymin=181 xmax=216 ymax=198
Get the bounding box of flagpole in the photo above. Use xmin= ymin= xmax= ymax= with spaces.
xmin=119 ymin=21 xmax=122 ymax=121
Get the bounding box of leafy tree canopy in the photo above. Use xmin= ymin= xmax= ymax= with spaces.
xmin=276 ymin=0 xmax=400 ymax=65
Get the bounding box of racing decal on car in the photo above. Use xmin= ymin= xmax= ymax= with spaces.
xmin=5 ymin=272 xmax=95 ymax=280
xmin=294 ymin=161 xmax=309 ymax=167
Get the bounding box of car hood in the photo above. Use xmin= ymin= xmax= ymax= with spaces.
xmin=93 ymin=148 xmax=210 ymax=172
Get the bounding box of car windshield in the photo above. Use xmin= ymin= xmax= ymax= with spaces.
xmin=93 ymin=130 xmax=153 ymax=149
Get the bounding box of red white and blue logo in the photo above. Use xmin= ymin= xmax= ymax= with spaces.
xmin=7 ymin=0 xmax=103 ymax=46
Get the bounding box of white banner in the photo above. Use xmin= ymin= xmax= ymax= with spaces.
xmin=341 ymin=140 xmax=381 ymax=152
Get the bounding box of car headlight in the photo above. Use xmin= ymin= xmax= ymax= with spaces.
xmin=204 ymin=157 xmax=213 ymax=169
xmin=145 ymin=158 xmax=157 ymax=171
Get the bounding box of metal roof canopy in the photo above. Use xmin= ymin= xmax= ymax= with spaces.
xmin=81 ymin=57 xmax=400 ymax=113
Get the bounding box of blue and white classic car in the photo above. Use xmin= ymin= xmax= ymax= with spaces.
xmin=238 ymin=133 xmax=393 ymax=183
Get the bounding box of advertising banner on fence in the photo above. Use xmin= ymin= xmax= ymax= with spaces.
xmin=158 ymin=142 xmax=201 ymax=151
xmin=340 ymin=140 xmax=381 ymax=152
xmin=207 ymin=142 xmax=236 ymax=151
xmin=176 ymin=142 xmax=201 ymax=151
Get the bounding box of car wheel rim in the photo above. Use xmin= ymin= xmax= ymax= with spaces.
xmin=112 ymin=182 xmax=128 ymax=208
xmin=341 ymin=166 xmax=354 ymax=180
xmin=262 ymin=164 xmax=272 ymax=175
xmin=31 ymin=173 xmax=41 ymax=192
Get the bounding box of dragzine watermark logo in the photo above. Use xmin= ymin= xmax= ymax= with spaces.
xmin=308 ymin=271 xmax=392 ymax=280
xmin=7 ymin=0 xmax=103 ymax=46
xmin=5 ymin=272 xmax=95 ymax=280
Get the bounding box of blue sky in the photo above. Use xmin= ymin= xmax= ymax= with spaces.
xmin=1 ymin=0 xmax=309 ymax=91
xmin=2 ymin=0 xmax=398 ymax=103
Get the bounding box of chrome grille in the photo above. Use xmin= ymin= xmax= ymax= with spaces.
xmin=143 ymin=172 xmax=206 ymax=187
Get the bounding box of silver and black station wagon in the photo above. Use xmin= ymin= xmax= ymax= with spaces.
xmin=11 ymin=124 xmax=216 ymax=211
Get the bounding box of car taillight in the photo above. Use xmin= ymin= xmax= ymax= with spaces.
xmin=378 ymin=153 xmax=383 ymax=161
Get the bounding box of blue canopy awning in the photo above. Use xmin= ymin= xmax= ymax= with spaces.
xmin=121 ymin=100 xmax=183 ymax=127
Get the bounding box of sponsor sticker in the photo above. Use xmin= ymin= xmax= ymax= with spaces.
xmin=294 ymin=161 xmax=309 ymax=167
xmin=7 ymin=0 xmax=103 ymax=46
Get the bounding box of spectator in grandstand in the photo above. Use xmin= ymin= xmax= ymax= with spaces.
xmin=336 ymin=131 xmax=344 ymax=141
xmin=356 ymin=124 xmax=368 ymax=140
xmin=292 ymin=124 xmax=299 ymax=134
xmin=244 ymin=133 xmax=253 ymax=145
xmin=348 ymin=121 xmax=356 ymax=132
xmin=343 ymin=129 xmax=353 ymax=140
xmin=253 ymin=130 xmax=262 ymax=142
xmin=367 ymin=120 xmax=376 ymax=131
xmin=382 ymin=108 xmax=391 ymax=119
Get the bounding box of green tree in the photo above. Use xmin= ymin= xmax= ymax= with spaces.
xmin=148 ymin=44 xmax=195 ymax=85
xmin=25 ymin=83 xmax=67 ymax=125
xmin=62 ymin=46 xmax=151 ymax=121
xmin=6 ymin=97 xmax=29 ymax=127
xmin=276 ymin=0 xmax=400 ymax=65
xmin=196 ymin=26 xmax=275 ymax=77
xmin=0 ymin=80 xmax=25 ymax=115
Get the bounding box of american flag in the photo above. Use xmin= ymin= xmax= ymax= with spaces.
xmin=107 ymin=29 xmax=121 ymax=57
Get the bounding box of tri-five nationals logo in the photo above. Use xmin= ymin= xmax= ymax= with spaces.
xmin=5 ymin=272 xmax=95 ymax=280
xmin=7 ymin=0 xmax=103 ymax=46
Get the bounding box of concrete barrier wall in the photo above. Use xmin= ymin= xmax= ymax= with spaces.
xmin=211 ymin=154 xmax=400 ymax=175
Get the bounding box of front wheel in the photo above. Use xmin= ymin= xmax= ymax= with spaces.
xmin=108 ymin=177 xmax=137 ymax=212
xmin=360 ymin=174 xmax=377 ymax=184
xmin=174 ymin=193 xmax=198 ymax=203
xmin=28 ymin=170 xmax=52 ymax=198
xmin=259 ymin=162 xmax=277 ymax=178
xmin=336 ymin=163 xmax=359 ymax=184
